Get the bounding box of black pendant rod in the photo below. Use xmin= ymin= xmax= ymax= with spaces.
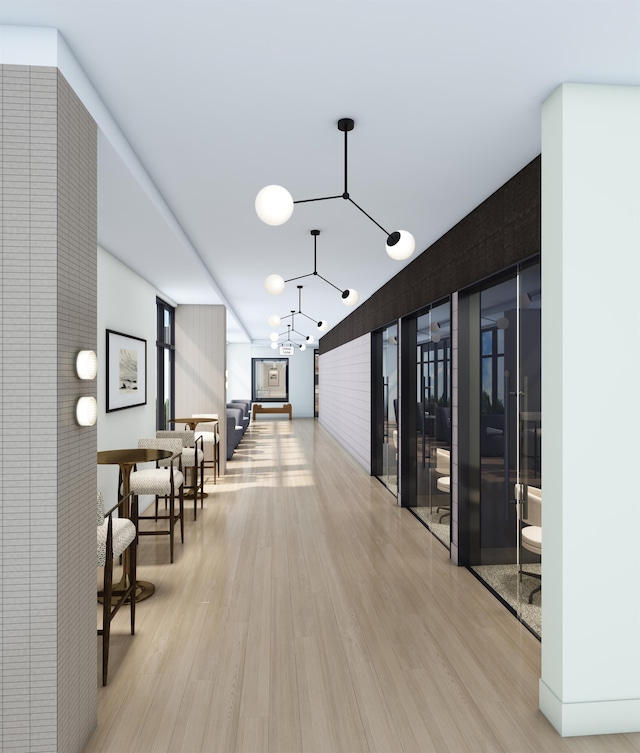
xmin=297 ymin=310 xmax=320 ymax=325
xmin=294 ymin=194 xmax=342 ymax=205
xmin=290 ymin=118 xmax=393 ymax=240
xmin=284 ymin=271 xmax=314 ymax=284
xmin=344 ymin=124 xmax=349 ymax=195
xmin=315 ymin=273 xmax=343 ymax=294
xmin=278 ymin=286 xmax=323 ymax=330
xmin=348 ymin=196 xmax=390 ymax=236
xmin=283 ymin=230 xmax=347 ymax=294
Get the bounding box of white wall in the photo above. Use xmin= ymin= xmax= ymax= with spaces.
xmin=227 ymin=343 xmax=252 ymax=401
xmin=97 ymin=247 xmax=160 ymax=504
xmin=318 ymin=335 xmax=371 ymax=473
xmin=540 ymin=83 xmax=640 ymax=736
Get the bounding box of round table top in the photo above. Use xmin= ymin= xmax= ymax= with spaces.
xmin=97 ymin=448 xmax=172 ymax=465
xmin=169 ymin=417 xmax=219 ymax=429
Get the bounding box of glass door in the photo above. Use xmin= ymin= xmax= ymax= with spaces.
xmin=514 ymin=264 xmax=542 ymax=635
xmin=412 ymin=301 xmax=451 ymax=548
xmin=469 ymin=262 xmax=541 ymax=637
xmin=380 ymin=324 xmax=398 ymax=495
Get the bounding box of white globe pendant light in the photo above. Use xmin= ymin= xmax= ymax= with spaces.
xmin=342 ymin=288 xmax=359 ymax=307
xmin=256 ymin=121 xmax=415 ymax=262
xmin=264 ymin=273 xmax=285 ymax=295
xmin=255 ymin=185 xmax=294 ymax=226
xmin=317 ymin=320 xmax=329 ymax=332
xmin=270 ymin=332 xmax=279 ymax=342
xmin=268 ymin=314 xmax=281 ymax=327
xmin=299 ymin=343 xmax=307 ymax=351
xmin=386 ymin=230 xmax=416 ymax=261
xmin=271 ymin=341 xmax=279 ymax=350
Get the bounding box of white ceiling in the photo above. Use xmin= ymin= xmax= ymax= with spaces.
xmin=1 ymin=1 xmax=639 ymax=344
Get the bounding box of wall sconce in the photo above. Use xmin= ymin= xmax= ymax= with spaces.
xmin=76 ymin=396 xmax=97 ymax=426
xmin=264 ymin=230 xmax=359 ymax=307
xmin=256 ymin=119 xmax=416 ymax=261
xmin=76 ymin=349 xmax=97 ymax=380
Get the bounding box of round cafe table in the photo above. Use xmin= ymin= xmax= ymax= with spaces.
xmin=97 ymin=448 xmax=172 ymax=602
xmin=168 ymin=417 xmax=203 ymax=431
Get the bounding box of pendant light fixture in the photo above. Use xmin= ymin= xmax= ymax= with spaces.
xmin=264 ymin=230 xmax=359 ymax=307
xmin=269 ymin=285 xmax=330 ymax=336
xmin=255 ymin=118 xmax=416 ymax=261
xmin=271 ymin=315 xmax=314 ymax=352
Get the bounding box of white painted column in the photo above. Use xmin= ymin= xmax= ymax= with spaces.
xmin=540 ymin=83 xmax=640 ymax=736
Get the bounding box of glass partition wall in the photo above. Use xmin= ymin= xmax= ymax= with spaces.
xmin=371 ymin=263 xmax=541 ymax=637
xmin=460 ymin=261 xmax=541 ymax=637
xmin=410 ymin=301 xmax=452 ymax=548
xmin=375 ymin=324 xmax=399 ymax=496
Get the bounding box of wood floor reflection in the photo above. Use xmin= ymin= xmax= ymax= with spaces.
xmin=86 ymin=418 xmax=639 ymax=753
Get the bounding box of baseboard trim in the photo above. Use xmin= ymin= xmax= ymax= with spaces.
xmin=540 ymin=680 xmax=640 ymax=737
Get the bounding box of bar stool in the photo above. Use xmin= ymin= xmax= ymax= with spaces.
xmin=156 ymin=429 xmax=204 ymax=519
xmin=97 ymin=491 xmax=137 ymax=686
xmin=130 ymin=438 xmax=185 ymax=563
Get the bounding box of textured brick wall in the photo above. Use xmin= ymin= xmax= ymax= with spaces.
xmin=0 ymin=65 xmax=97 ymax=753
xmin=320 ymin=157 xmax=540 ymax=354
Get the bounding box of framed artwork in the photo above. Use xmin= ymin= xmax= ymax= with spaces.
xmin=268 ymin=368 xmax=279 ymax=386
xmin=106 ymin=329 xmax=147 ymax=412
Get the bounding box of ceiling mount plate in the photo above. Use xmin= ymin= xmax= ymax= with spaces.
xmin=337 ymin=118 xmax=354 ymax=132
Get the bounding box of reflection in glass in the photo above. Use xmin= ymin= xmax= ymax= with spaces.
xmin=410 ymin=301 xmax=451 ymax=548
xmin=156 ymin=298 xmax=175 ymax=430
xmin=470 ymin=262 xmax=541 ymax=638
xmin=380 ymin=325 xmax=398 ymax=495
xmin=252 ymin=358 xmax=289 ymax=402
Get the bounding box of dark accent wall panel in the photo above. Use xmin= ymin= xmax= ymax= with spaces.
xmin=320 ymin=157 xmax=540 ymax=353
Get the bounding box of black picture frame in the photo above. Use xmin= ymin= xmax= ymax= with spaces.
xmin=106 ymin=329 xmax=147 ymax=412
xmin=251 ymin=358 xmax=289 ymax=402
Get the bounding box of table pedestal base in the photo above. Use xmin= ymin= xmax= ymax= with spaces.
xmin=133 ymin=580 xmax=155 ymax=601
xmin=98 ymin=575 xmax=155 ymax=604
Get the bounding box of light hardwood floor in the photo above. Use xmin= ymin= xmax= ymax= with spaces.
xmin=86 ymin=418 xmax=639 ymax=753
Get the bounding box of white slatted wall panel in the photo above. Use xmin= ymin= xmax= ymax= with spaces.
xmin=175 ymin=305 xmax=227 ymax=474
xmin=318 ymin=334 xmax=371 ymax=474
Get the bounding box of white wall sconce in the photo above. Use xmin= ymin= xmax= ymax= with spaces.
xmin=76 ymin=350 xmax=97 ymax=380
xmin=76 ymin=396 xmax=97 ymax=426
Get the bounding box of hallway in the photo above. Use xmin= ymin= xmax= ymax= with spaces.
xmin=86 ymin=419 xmax=639 ymax=753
